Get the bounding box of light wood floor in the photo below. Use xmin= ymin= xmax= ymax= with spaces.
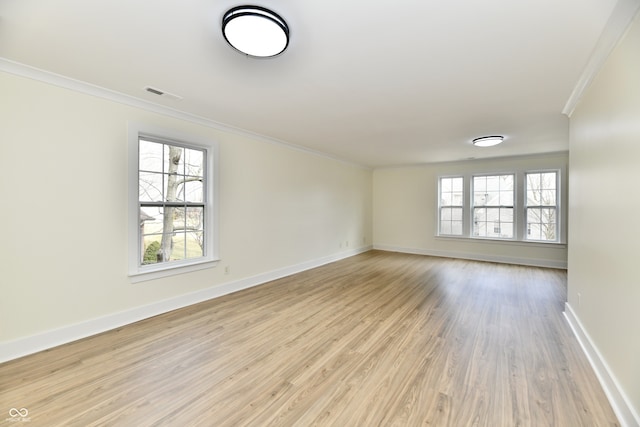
xmin=1 ymin=251 xmax=618 ymax=426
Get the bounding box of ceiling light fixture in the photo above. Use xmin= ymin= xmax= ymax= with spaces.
xmin=222 ymin=6 xmax=290 ymax=58
xmin=472 ymin=135 xmax=504 ymax=147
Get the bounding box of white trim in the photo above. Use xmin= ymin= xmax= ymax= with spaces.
xmin=562 ymin=0 xmax=640 ymax=117
xmin=373 ymin=244 xmax=567 ymax=269
xmin=0 ymin=57 xmax=369 ymax=170
xmin=564 ymin=303 xmax=640 ymax=427
xmin=0 ymin=246 xmax=372 ymax=363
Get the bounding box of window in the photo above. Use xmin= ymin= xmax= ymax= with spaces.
xmin=472 ymin=174 xmax=514 ymax=239
xmin=128 ymin=124 xmax=218 ymax=281
xmin=436 ymin=168 xmax=563 ymax=244
xmin=526 ymin=171 xmax=557 ymax=241
xmin=438 ymin=177 xmax=464 ymax=235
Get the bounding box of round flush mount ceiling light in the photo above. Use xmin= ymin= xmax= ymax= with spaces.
xmin=472 ymin=135 xmax=504 ymax=147
xmin=222 ymin=6 xmax=289 ymax=58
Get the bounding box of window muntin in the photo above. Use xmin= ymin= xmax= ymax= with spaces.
xmin=526 ymin=171 xmax=558 ymax=241
xmin=439 ymin=177 xmax=463 ymax=236
xmin=472 ymin=174 xmax=514 ymax=239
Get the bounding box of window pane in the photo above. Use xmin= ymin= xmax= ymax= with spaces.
xmin=441 ymin=208 xmax=452 ymax=220
xmin=499 ymin=190 xmax=513 ymax=206
xmin=500 ymin=207 xmax=513 ymax=222
xmin=184 ymin=148 xmax=204 ymax=177
xmin=186 ymin=232 xmax=204 ymax=259
xmin=164 ymin=145 xmax=184 ymax=175
xmin=139 ymin=172 xmax=163 ymax=202
xmin=541 ymin=172 xmax=556 ymax=189
xmin=170 ymin=232 xmax=186 ymax=261
xmin=186 ymin=207 xmax=204 ymax=230
xmin=452 ymin=191 xmax=463 ymax=205
xmin=451 ymin=221 xmax=463 ymax=235
xmin=441 ymin=192 xmax=452 ymax=206
xmin=451 ymin=207 xmax=463 ymax=221
xmin=139 ymin=139 xmax=163 ymax=172
xmin=540 ymin=189 xmax=556 ymax=206
xmin=527 ymin=172 xmax=557 ymax=207
xmin=526 ymin=207 xmax=557 ymax=241
xmin=487 ymin=208 xmax=499 ymax=222
xmin=181 ymin=180 xmax=203 ymax=203
xmin=441 ymin=178 xmax=452 ymax=193
xmin=440 ymin=221 xmax=452 ymax=235
xmin=487 ymin=176 xmax=499 ymax=191
xmin=452 ymin=178 xmax=463 ymax=191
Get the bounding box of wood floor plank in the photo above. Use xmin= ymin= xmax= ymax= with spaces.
xmin=0 ymin=251 xmax=619 ymax=426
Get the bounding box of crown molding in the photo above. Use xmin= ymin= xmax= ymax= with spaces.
xmin=563 ymin=0 xmax=640 ymax=117
xmin=0 ymin=57 xmax=370 ymax=170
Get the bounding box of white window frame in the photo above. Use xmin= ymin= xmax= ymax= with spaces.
xmin=128 ymin=123 xmax=219 ymax=282
xmin=436 ymin=167 xmax=564 ymax=245
xmin=438 ymin=176 xmax=465 ymax=236
xmin=525 ymin=169 xmax=560 ymax=242
xmin=471 ymin=173 xmax=515 ymax=240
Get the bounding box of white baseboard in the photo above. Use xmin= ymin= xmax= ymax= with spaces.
xmin=564 ymin=303 xmax=640 ymax=427
xmin=0 ymin=246 xmax=371 ymax=364
xmin=373 ymin=244 xmax=567 ymax=269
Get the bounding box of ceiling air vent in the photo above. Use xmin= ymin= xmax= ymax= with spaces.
xmin=144 ymin=86 xmax=183 ymax=100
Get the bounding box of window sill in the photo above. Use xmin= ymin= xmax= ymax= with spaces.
xmin=129 ymin=258 xmax=220 ymax=283
xmin=435 ymin=235 xmax=566 ymax=249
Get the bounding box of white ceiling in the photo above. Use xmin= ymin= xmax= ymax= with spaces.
xmin=0 ymin=0 xmax=628 ymax=167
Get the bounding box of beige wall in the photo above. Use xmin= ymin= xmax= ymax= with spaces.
xmin=373 ymin=153 xmax=569 ymax=268
xmin=568 ymin=12 xmax=640 ymax=420
xmin=0 ymin=71 xmax=372 ymax=343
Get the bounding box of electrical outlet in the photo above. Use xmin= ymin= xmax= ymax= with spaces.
xmin=224 ymin=266 xmax=230 ymax=275
xmin=345 ymin=240 xmax=349 ymax=247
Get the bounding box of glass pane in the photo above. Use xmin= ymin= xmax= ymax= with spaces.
xmin=501 ymin=175 xmax=514 ymax=190
xmin=452 ymin=177 xmax=463 ymax=191
xmin=139 ymin=139 xmax=163 ymax=172
xmin=140 ymin=207 xmax=164 ymax=235
xmin=184 ymin=148 xmax=204 ymax=177
xmin=186 ymin=232 xmax=204 ymax=259
xmin=486 ymin=176 xmax=499 ymax=191
xmin=485 ymin=191 xmax=499 ymax=205
xmin=170 ymin=232 xmax=186 ymax=261
xmin=165 ymin=145 xmax=184 ymax=175
xmin=451 ymin=221 xmax=463 ymax=235
xmin=540 ymin=190 xmax=556 ymax=206
xmin=527 ymin=173 xmax=541 ymax=191
xmin=474 ymin=192 xmax=486 ymax=206
xmin=541 ymin=172 xmax=556 ymax=189
xmin=142 ymin=236 xmax=163 ymax=265
xmin=441 ymin=208 xmax=452 ymax=220
xmin=139 ymin=172 xmax=163 ymax=202
xmin=527 ymin=189 xmax=540 ymax=206
xmin=487 ymin=208 xmax=499 ymax=222
xmin=440 ymin=221 xmax=452 ymax=235
xmin=451 ymin=207 xmax=463 ymax=221
xmin=186 ymin=207 xmax=204 ymax=230
xmin=499 ymin=190 xmax=513 ymax=206
xmin=441 ymin=192 xmax=452 ymax=206
xmin=500 ymin=208 xmax=513 ymax=222
xmin=500 ymin=222 xmax=514 ymax=238
xmin=473 ymin=176 xmax=486 ymax=192
xmin=441 ymin=178 xmax=452 ymax=193
xmin=451 ymin=191 xmax=463 ymax=206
